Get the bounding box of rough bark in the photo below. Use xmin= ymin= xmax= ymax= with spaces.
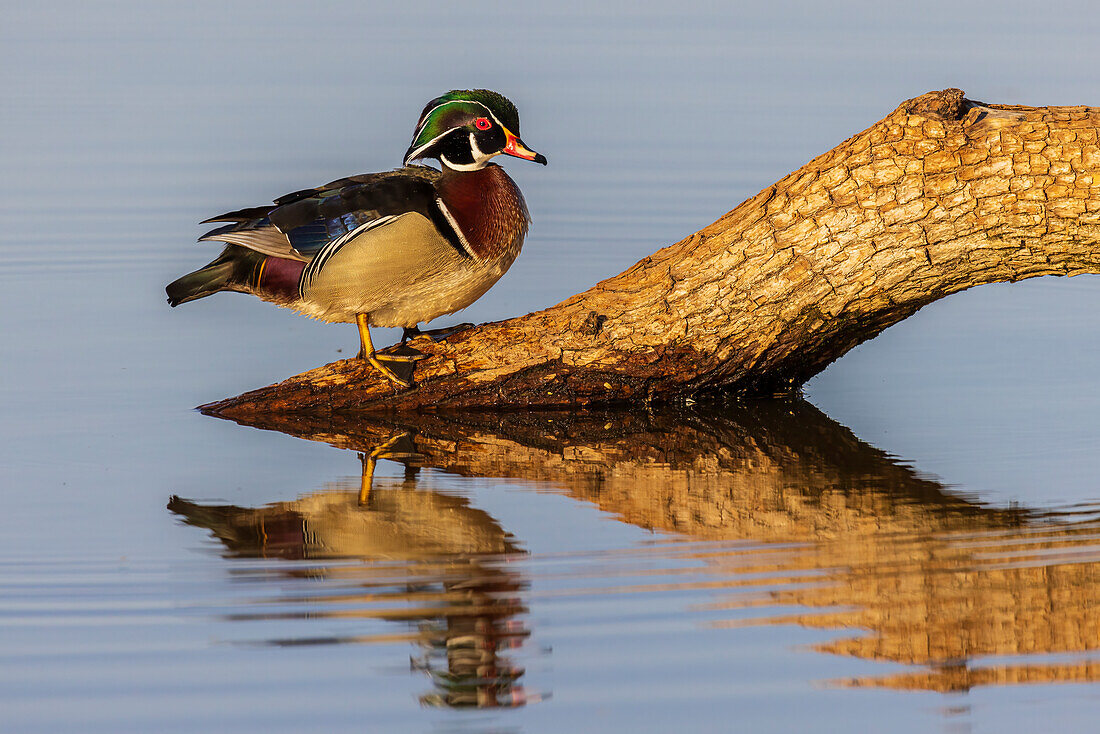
xmin=206 ymin=88 xmax=1100 ymax=417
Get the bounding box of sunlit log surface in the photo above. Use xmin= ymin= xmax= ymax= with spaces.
xmin=200 ymin=401 xmax=1100 ymax=692
xmin=205 ymin=88 xmax=1100 ymax=415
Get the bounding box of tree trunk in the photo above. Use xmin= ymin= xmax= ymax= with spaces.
xmin=204 ymin=88 xmax=1100 ymax=417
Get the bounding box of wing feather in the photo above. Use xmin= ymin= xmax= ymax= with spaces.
xmin=197 ymin=166 xmax=445 ymax=262
xmin=199 ymin=206 xmax=275 ymax=225
xmin=198 ymin=228 xmax=306 ymax=261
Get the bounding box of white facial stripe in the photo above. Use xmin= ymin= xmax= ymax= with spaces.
xmin=413 ymin=99 xmax=504 ymax=137
xmin=428 ymin=132 xmax=499 ymax=171
xmin=405 ymin=132 xmax=450 ymax=164
xmin=468 ymin=132 xmax=495 ymax=166
xmin=439 ymin=153 xmax=484 ymax=172
xmin=405 ymin=98 xmax=510 ymax=163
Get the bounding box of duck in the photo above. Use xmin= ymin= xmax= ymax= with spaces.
xmin=166 ymin=89 xmax=546 ymax=388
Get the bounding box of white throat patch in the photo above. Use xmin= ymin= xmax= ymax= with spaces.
xmin=440 ymin=133 xmax=496 ymax=172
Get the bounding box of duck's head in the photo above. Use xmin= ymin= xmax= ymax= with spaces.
xmin=403 ymin=89 xmax=547 ymax=171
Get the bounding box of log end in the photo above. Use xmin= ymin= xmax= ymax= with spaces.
xmin=900 ymin=87 xmax=968 ymax=121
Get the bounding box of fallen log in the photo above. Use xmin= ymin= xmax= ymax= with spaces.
xmin=204 ymin=88 xmax=1100 ymax=417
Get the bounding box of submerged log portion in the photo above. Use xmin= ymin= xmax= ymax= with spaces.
xmin=206 ymin=88 xmax=1100 ymax=416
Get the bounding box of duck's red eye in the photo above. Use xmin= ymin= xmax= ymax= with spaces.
xmin=474 ymin=117 xmax=491 ymax=130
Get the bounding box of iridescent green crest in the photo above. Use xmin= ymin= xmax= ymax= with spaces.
xmin=406 ymin=89 xmax=521 ymax=162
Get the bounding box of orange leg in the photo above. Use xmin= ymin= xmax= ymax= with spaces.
xmin=355 ymin=313 xmax=412 ymax=388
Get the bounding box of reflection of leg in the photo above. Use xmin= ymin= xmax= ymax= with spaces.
xmin=358 ymin=431 xmax=414 ymax=506
xmin=358 ymin=453 xmax=372 ymax=506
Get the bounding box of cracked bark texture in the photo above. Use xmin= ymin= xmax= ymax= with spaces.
xmin=206 ymin=88 xmax=1100 ymax=417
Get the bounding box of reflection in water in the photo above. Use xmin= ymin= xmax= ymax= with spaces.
xmin=201 ymin=400 xmax=1100 ymax=695
xmin=705 ymin=519 xmax=1100 ymax=692
xmin=169 ymin=460 xmax=535 ymax=709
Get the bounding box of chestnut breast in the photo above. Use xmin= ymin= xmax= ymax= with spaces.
xmin=436 ymin=164 xmax=531 ymax=261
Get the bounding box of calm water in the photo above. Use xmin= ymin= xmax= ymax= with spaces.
xmin=3 ymin=1 xmax=1100 ymax=732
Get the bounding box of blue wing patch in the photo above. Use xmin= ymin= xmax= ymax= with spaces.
xmin=285 ymin=222 xmax=330 ymax=256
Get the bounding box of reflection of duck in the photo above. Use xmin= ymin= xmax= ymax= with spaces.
xmin=169 ymin=485 xmax=516 ymax=560
xmin=206 ymin=399 xmax=1100 ymax=693
xmin=169 ymin=468 xmax=534 ymax=708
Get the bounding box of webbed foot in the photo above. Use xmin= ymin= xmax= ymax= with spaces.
xmin=402 ymin=322 xmax=475 ymax=343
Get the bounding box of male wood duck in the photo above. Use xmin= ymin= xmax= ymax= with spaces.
xmin=166 ymin=89 xmax=546 ymax=387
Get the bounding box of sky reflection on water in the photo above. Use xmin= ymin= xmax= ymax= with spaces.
xmin=3 ymin=1 xmax=1100 ymax=732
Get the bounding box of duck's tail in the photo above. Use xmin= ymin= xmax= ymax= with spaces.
xmin=166 ymin=246 xmax=266 ymax=307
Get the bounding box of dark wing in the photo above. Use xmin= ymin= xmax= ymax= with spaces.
xmin=268 ymin=167 xmax=445 ymax=258
xmin=198 ymin=166 xmax=453 ymax=262
xmin=198 ymin=208 xmax=300 ymax=260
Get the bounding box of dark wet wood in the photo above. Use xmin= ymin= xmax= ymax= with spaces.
xmin=205 ymin=88 xmax=1100 ymax=417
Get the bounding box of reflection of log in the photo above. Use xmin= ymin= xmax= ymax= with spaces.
xmin=205 ymin=88 xmax=1100 ymax=415
xmin=204 ymin=400 xmax=1029 ymax=539
xmin=203 ymin=401 xmax=1100 ymax=692
xmin=709 ymin=517 xmax=1100 ymax=692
